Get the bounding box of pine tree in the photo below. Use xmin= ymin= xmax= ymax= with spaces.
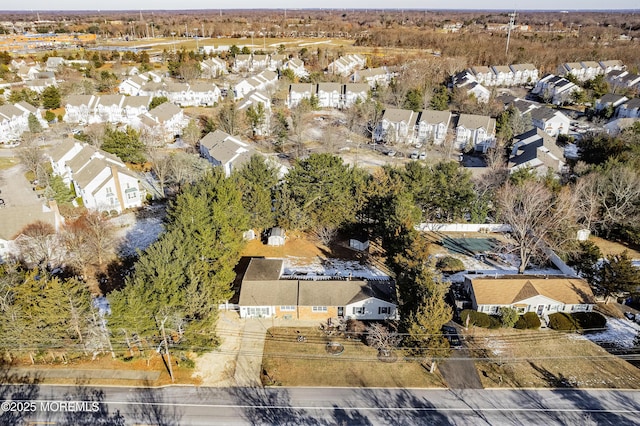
xmin=236 ymin=154 xmax=278 ymax=231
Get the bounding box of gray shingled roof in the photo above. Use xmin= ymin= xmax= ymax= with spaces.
xmin=0 ymin=205 xmax=58 ymax=240
xmin=244 ymin=258 xmax=284 ymax=281
xmin=457 ymin=114 xmax=494 ymax=132
xmin=382 ymin=108 xmax=417 ymax=124
xmin=418 ymin=109 xmax=452 ymax=125
xmin=48 ymin=139 xmax=78 ymax=162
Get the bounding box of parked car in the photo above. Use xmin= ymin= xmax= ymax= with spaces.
xmin=624 ymin=312 xmax=636 ymax=321
xmin=410 ymin=151 xmax=419 ymax=159
xmin=442 ymin=325 xmax=462 ymax=347
xmin=418 ymin=152 xmax=427 ymax=160
xmin=387 ymin=149 xmax=396 ymax=157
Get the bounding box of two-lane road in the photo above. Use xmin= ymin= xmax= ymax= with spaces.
xmin=1 ymin=385 xmax=639 ymax=425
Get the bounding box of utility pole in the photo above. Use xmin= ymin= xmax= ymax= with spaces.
xmin=160 ymin=317 xmax=175 ymax=383
xmin=506 ymin=11 xmax=516 ymax=56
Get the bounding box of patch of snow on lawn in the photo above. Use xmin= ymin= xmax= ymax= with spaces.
xmin=485 ymin=338 xmax=505 ymax=356
xmin=283 ymin=257 xmax=389 ymax=279
xmin=111 ymin=206 xmax=166 ymax=257
xmin=583 ymin=318 xmax=640 ymax=348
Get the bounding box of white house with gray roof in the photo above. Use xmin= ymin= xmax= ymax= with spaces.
xmin=47 ymin=141 xmax=143 ymax=213
xmin=199 ymin=130 xmax=253 ymax=177
xmin=137 ymin=102 xmax=186 ymax=142
xmin=316 ymin=83 xmax=343 ymax=108
xmin=282 ymin=58 xmax=309 ymax=79
xmin=416 ymin=109 xmax=452 ymax=145
xmin=455 ymin=114 xmax=496 ymax=152
xmin=374 ymin=108 xmax=419 ymax=144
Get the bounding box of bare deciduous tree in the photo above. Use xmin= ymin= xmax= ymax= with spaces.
xmin=15 ymin=221 xmax=61 ymax=268
xmin=64 ymin=212 xmax=118 ymax=270
xmin=496 ymin=180 xmax=577 ymax=273
xmin=366 ymin=323 xmax=401 ymax=355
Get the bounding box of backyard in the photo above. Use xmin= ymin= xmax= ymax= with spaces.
xmin=261 ymin=327 xmax=446 ymax=388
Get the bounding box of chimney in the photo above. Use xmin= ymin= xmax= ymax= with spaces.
xmin=48 ymin=199 xmax=65 ymax=230
xmin=111 ymin=166 xmax=126 ymax=212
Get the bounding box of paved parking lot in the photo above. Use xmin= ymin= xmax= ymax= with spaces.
xmin=0 ymin=162 xmax=42 ymax=208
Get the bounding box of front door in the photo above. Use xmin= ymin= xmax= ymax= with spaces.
xmin=338 ymin=307 xmax=344 ymax=317
xmin=537 ymin=305 xmax=545 ymax=315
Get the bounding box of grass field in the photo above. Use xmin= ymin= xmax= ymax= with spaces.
xmin=590 ymin=236 xmax=640 ymax=259
xmin=465 ymin=327 xmax=640 ymax=389
xmin=0 ymin=157 xmax=18 ymax=170
xmin=261 ymin=327 xmax=446 ymax=388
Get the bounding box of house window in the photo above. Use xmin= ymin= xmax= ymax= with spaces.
xmin=127 ymin=191 xmax=138 ymax=200
xmin=516 ymin=307 xmax=526 ymax=314
xmin=106 ymin=187 xmax=114 ymax=195
xmin=379 ymin=306 xmax=391 ymax=315
xmin=352 ymin=307 xmax=365 ymax=315
xmin=247 ymin=307 xmax=270 ymax=317
xmin=312 ymin=306 xmax=327 ymax=312
xmin=280 ymin=306 xmax=295 ymax=312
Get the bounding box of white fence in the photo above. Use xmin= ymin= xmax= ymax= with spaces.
xmin=416 ymin=223 xmax=512 ymax=233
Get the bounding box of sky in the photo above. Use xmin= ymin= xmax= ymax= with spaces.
xmin=1 ymin=1 xmax=639 ymax=12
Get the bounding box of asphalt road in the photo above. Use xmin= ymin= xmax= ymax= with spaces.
xmin=1 ymin=385 xmax=638 ymax=425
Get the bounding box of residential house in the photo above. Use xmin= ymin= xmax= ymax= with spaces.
xmin=350 ymin=67 xmax=392 ymax=88
xmin=327 ymin=54 xmax=366 ymax=76
xmin=72 ymin=158 xmax=143 ymax=213
xmin=416 ymin=109 xmax=452 ymax=145
xmin=558 ymin=62 xmax=586 ymax=81
xmin=604 ymin=117 xmax=639 ymax=136
xmin=118 ymin=75 xmax=147 ymax=96
xmin=343 ymin=83 xmax=369 ymax=108
xmin=122 ymin=96 xmax=151 ymax=123
xmin=0 ymin=102 xmax=48 ymax=141
xmin=252 ymin=54 xmax=269 ymax=71
xmin=464 ymin=274 xmax=595 ymax=318
xmin=374 ymin=108 xmax=418 ymax=144
xmin=237 ymin=90 xmax=272 ymax=136
xmin=287 ymin=83 xmax=314 ymax=108
xmin=200 ymin=57 xmax=228 ymax=78
xmin=199 ymin=130 xmax=253 ymax=177
xmin=316 ymin=83 xmax=343 ymax=108
xmin=530 ymin=107 xmax=570 ymax=136
xmin=138 ymin=102 xmax=186 ymax=143
xmin=45 ymin=56 xmax=65 ymax=72
xmin=452 ymin=69 xmax=477 ymax=88
xmin=63 ymin=95 xmax=99 ymax=124
xmin=234 ymin=70 xmax=278 ymax=100
xmin=606 ymin=71 xmax=640 ymax=92
xmin=232 ymin=54 xmax=253 ymax=72
xmin=491 ymin=65 xmax=515 ymax=86
xmin=282 ymin=58 xmax=309 ymax=79
xmin=595 ymin=93 xmax=629 ymax=114
xmin=24 ymin=77 xmax=56 ymax=94
xmin=269 ymin=54 xmax=287 ymax=70
xmin=509 ymin=63 xmax=539 ymax=85
xmin=471 ymin=66 xmax=496 ymax=86
xmin=508 ymin=128 xmax=565 ymax=175
xmin=238 ymin=258 xmax=398 ymax=320
xmin=533 ymin=74 xmax=580 ymax=105
xmin=616 ymin=98 xmax=640 ymax=119
xmin=465 ymin=82 xmax=491 ymax=103
xmin=581 ymin=61 xmax=604 ymax=81
xmin=15 ymin=63 xmax=41 ymax=80
xmin=165 ymin=82 xmax=222 ymax=107
xmin=94 ymin=95 xmax=126 ymax=123
xmin=48 ymin=142 xmax=144 ymax=213
xmin=0 ymin=203 xmax=65 ymax=263
xmin=599 ymin=60 xmax=625 ymax=74
xmin=455 ymin=114 xmax=496 ymax=152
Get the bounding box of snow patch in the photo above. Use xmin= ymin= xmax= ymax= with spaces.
xmin=111 ymin=206 xmax=166 ymax=257
xmin=582 ymin=317 xmax=640 ymax=348
xmin=282 ymin=257 xmax=389 ymax=279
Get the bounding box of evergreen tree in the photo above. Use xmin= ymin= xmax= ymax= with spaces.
xmin=41 ymin=85 xmax=61 ymax=110
xmin=28 ymin=113 xmax=43 ymax=133
xmin=101 ymin=126 xmax=146 ymax=164
xmin=236 ymin=154 xmax=278 ymax=231
xmin=149 ymin=96 xmax=169 ymax=110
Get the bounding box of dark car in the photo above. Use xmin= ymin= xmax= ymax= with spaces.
xmin=442 ymin=325 xmax=462 ymax=347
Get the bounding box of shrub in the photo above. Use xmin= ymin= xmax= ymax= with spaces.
xmin=436 ymin=256 xmax=465 ymax=273
xmin=548 ymin=313 xmax=578 ymax=331
xmin=460 ymin=309 xmax=492 ymax=328
xmin=515 ymin=312 xmax=541 ymax=329
xmin=573 ymin=312 xmax=607 ymax=331
xmin=499 ymin=307 xmax=519 ymax=328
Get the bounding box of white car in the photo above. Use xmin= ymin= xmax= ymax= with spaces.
xmin=418 ymin=152 xmax=427 ymax=160
xmin=387 ymin=150 xmax=396 ymax=157
xmin=410 ymin=151 xmax=419 ymax=159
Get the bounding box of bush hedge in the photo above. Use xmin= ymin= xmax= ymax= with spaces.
xmin=548 ymin=312 xmax=607 ymax=331
xmin=460 ymin=309 xmax=500 ymax=328
xmin=514 ymin=312 xmax=541 ymax=329
xmin=573 ymin=312 xmax=607 ymax=331
xmin=436 ymin=256 xmax=465 ymax=273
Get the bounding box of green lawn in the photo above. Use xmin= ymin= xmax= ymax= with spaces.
xmin=261 ymin=327 xmax=446 ymax=388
